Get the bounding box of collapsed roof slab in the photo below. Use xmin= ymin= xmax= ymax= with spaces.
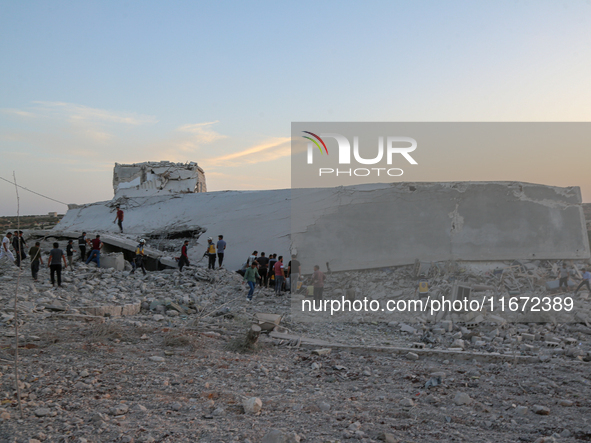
xmin=54 ymin=182 xmax=590 ymax=273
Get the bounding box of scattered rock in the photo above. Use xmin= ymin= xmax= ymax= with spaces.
xmin=242 ymin=397 xmax=262 ymax=414
xmin=454 ymin=392 xmax=473 ymax=406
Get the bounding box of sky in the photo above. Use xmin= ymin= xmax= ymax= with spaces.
xmin=1 ymin=0 xmax=591 ymax=216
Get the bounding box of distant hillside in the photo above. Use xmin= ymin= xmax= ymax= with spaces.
xmin=0 ymin=214 xmax=64 ymax=231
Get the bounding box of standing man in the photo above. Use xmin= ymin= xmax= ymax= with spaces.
xmin=274 ymin=256 xmax=285 ymax=296
xmin=268 ymin=254 xmax=278 ymax=288
xmin=12 ymin=231 xmax=22 ymax=267
xmin=66 ymin=239 xmax=75 ymax=270
xmin=312 ymin=265 xmax=326 ymax=302
xmin=575 ymin=268 xmax=591 ymax=295
xmin=205 ymin=237 xmax=216 ymax=270
xmin=47 ymin=242 xmax=67 ymax=288
xmin=29 ymin=241 xmax=43 ymax=281
xmin=114 ymin=205 xmax=124 ymax=233
xmin=0 ymin=232 xmax=15 ymax=264
xmin=216 ymin=235 xmax=226 ymax=268
xmin=257 ymin=252 xmax=269 ymax=287
xmin=132 ymin=239 xmax=147 ymax=275
xmin=78 ymin=232 xmax=89 ymax=262
xmin=86 ymin=235 xmax=102 ymax=267
xmin=243 ymin=262 xmax=260 ymax=301
xmin=288 ymin=255 xmax=301 ymax=293
xmin=179 ymin=240 xmax=190 ymax=272
xmin=558 ymin=263 xmax=570 ymax=290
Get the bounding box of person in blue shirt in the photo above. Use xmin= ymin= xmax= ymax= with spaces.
xmin=575 ymin=268 xmax=591 ymax=295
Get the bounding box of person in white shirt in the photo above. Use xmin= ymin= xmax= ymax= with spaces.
xmin=0 ymin=232 xmax=15 ymax=264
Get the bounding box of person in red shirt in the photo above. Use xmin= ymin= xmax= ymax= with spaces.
xmin=179 ymin=240 xmax=190 ymax=272
xmin=273 ymin=256 xmax=285 ymax=295
xmin=113 ymin=205 xmax=124 ymax=233
xmin=85 ymin=235 xmax=103 ymax=267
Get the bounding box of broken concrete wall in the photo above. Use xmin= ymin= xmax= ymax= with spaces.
xmin=113 ymin=161 xmax=206 ymax=199
xmin=55 ymin=182 xmax=589 ymax=273
xmin=292 ymin=182 xmax=590 ymax=273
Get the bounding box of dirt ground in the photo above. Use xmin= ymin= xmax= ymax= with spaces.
xmin=1 ymin=258 xmax=590 ymax=443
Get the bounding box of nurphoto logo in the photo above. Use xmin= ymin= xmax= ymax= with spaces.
xmin=303 ymin=131 xmax=418 ymax=177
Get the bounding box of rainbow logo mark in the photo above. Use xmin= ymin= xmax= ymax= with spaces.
xmin=302 ymin=131 xmax=328 ymax=155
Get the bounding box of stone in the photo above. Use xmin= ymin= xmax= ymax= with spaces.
xmin=453 ymin=392 xmax=472 ymax=406
xmin=242 ymin=397 xmax=262 ymax=414
xmin=261 ymin=429 xmax=301 ymax=443
xmin=558 ymin=399 xmax=573 ymax=407
xmin=532 ymin=405 xmax=550 ymax=415
xmin=0 ymin=410 xmax=10 ymax=420
xmin=34 ymin=408 xmax=51 ymax=417
xmin=109 ymin=404 xmax=129 ymax=415
xmin=149 ymin=356 xmax=165 ymax=362
xmin=400 ymin=323 xmax=416 ymax=334
xmin=515 ymin=406 xmax=528 ymax=415
xmin=170 ymin=402 xmax=182 ymax=411
xmin=318 ymin=401 xmax=331 ymax=412
xmin=311 ymin=348 xmax=331 ymax=355
xmin=380 ymin=433 xmax=398 ymax=443
xmin=406 ymin=352 xmax=419 ymax=361
xmin=399 ymin=398 xmax=414 ymax=407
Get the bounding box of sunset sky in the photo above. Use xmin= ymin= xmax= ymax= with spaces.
xmin=1 ymin=1 xmax=591 ymax=215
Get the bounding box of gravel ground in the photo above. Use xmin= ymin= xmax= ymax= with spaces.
xmin=1 ymin=256 xmax=590 ymax=443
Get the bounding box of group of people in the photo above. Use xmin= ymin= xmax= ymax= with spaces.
xmin=1 ymin=228 xmax=330 ymax=301
xmin=240 ymin=251 xmax=326 ymax=302
xmin=203 ymin=235 xmax=226 ymax=270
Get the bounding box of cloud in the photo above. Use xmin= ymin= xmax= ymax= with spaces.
xmin=205 ymin=137 xmax=291 ymax=166
xmin=176 ymin=121 xmax=227 ymax=146
xmin=0 ymin=109 xmax=36 ymax=118
xmin=32 ymin=101 xmax=158 ymax=125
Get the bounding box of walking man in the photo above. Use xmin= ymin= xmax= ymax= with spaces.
xmin=288 ymin=255 xmax=301 ymax=293
xmin=243 ymin=262 xmax=260 ymax=301
xmin=216 ymin=235 xmax=226 ymax=268
xmin=78 ymin=232 xmax=89 ymax=261
xmin=66 ymin=239 xmax=75 ymax=269
xmin=575 ymin=268 xmax=591 ymax=295
xmin=47 ymin=242 xmax=67 ymax=288
xmin=86 ymin=235 xmax=102 ymax=267
xmin=114 ymin=205 xmax=124 ymax=233
xmin=178 ymin=240 xmax=190 ymax=272
xmin=205 ymin=237 xmax=216 ymax=270
xmin=0 ymin=232 xmax=15 ymax=264
xmin=274 ymin=256 xmax=285 ymax=295
xmin=312 ymin=265 xmax=325 ymax=302
xmin=29 ymin=241 xmax=43 ymax=281
xmin=132 ymin=239 xmax=147 ymax=275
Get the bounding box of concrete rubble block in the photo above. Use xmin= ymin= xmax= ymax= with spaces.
xmin=242 ymin=397 xmax=262 ymax=415
xmin=399 ymin=398 xmax=415 ymax=407
xmin=522 ymin=333 xmax=535 ymax=341
xmin=311 ymin=348 xmax=331 ymax=356
xmin=453 ymin=392 xmax=473 ymax=406
xmin=411 ymin=342 xmax=425 ymax=349
xmin=532 ymin=405 xmax=550 ymax=415
xmin=100 ymin=253 xmax=125 ymax=271
xmin=261 ymin=430 xmax=301 ymax=443
xmin=406 ymin=352 xmax=419 ymax=361
xmin=515 ymin=406 xmax=528 ymax=415
xmin=399 ymin=323 xmax=416 ymax=334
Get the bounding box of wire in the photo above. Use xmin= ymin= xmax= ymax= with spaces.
xmin=0 ymin=175 xmax=68 ymax=206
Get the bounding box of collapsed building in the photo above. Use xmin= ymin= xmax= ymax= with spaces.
xmin=112 ymin=161 xmax=207 ymax=200
xmin=52 ymin=162 xmax=590 ymax=275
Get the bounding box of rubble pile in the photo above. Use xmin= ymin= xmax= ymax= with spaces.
xmin=0 ymin=254 xmax=590 ymax=441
